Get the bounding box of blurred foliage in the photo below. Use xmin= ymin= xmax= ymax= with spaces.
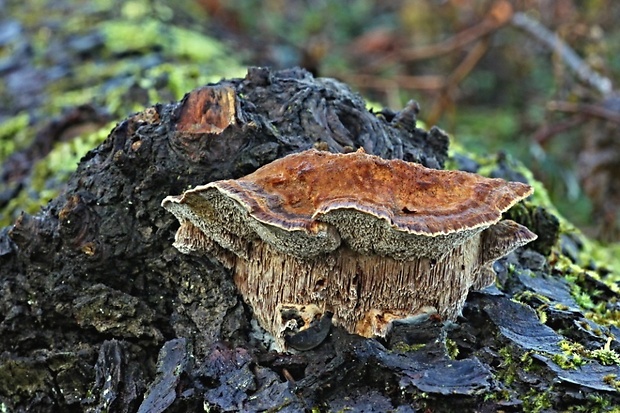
xmin=204 ymin=0 xmax=620 ymax=237
xmin=3 ymin=0 xmax=620 ymax=246
xmin=0 ymin=113 xmax=30 ymax=164
xmin=0 ymin=0 xmax=245 ymax=226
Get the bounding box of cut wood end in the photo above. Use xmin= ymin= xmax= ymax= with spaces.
xmin=176 ymin=84 xmax=236 ymax=134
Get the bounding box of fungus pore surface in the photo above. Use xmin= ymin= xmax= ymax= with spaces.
xmin=162 ymin=149 xmax=537 ymax=348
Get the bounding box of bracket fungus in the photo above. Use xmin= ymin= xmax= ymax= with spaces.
xmin=162 ymin=149 xmax=537 ymax=350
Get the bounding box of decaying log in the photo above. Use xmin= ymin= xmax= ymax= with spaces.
xmin=0 ymin=67 xmax=618 ymax=412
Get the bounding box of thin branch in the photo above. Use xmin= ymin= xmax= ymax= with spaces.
xmin=342 ymin=74 xmax=446 ymax=91
xmin=426 ymin=38 xmax=491 ymax=125
xmin=547 ymin=100 xmax=620 ymax=124
xmin=511 ymin=12 xmax=613 ymax=96
xmin=532 ymin=116 xmax=586 ymax=145
xmin=400 ymin=0 xmax=513 ymax=62
xmin=358 ymin=0 xmax=513 ymax=74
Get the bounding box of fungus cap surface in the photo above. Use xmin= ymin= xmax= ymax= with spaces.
xmin=218 ymin=149 xmax=531 ymax=232
xmin=163 ymin=149 xmax=533 ymax=259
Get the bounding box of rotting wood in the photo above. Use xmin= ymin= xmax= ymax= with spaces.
xmin=0 ymin=67 xmax=616 ymax=413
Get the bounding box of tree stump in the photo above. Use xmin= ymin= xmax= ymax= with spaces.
xmin=1 ymin=67 xmax=618 ymax=412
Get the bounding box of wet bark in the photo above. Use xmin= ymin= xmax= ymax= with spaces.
xmin=0 ymin=67 xmax=618 ymax=412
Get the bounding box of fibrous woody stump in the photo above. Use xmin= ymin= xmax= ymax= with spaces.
xmin=162 ymin=148 xmax=536 ymax=349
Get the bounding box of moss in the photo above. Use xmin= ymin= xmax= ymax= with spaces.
xmin=497 ymin=346 xmax=518 ymax=385
xmin=553 ymin=340 xmax=587 ymax=369
xmin=391 ymin=342 xmax=426 ymax=353
xmin=147 ymin=63 xmax=245 ymax=102
xmin=602 ymin=374 xmax=620 ymax=391
xmin=0 ymin=358 xmax=53 ymax=397
xmin=100 ymin=18 xmax=243 ymax=67
xmin=551 ymin=258 xmax=620 ymax=330
xmin=1 ymin=0 xmax=247 ymax=228
xmin=448 ymin=145 xmax=558 ymax=215
xmin=578 ymin=319 xmax=594 ymax=332
xmin=513 ymin=291 xmax=552 ymax=305
xmin=0 ymin=122 xmax=115 ymax=227
xmin=450 ymin=144 xmax=620 ymax=283
xmin=445 ymin=338 xmax=459 ymax=359
xmin=551 ymin=226 xmax=620 ymax=291
xmin=536 ymin=307 xmax=548 ymax=324
xmin=0 ymin=113 xmax=32 ymax=163
xmin=522 ymin=387 xmax=553 ymax=413
xmin=551 ymin=352 xmax=585 ymax=370
xmin=483 ymin=389 xmax=511 ymax=403
xmin=552 ymin=338 xmax=620 ymax=369
xmin=511 ymin=292 xmax=550 ymax=325
xmin=569 ymin=393 xmax=616 ymax=412
xmin=579 ymin=240 xmax=620 ymax=284
xmin=570 ymin=283 xmax=597 ymax=311
xmin=558 ymin=267 xmax=620 ymax=329
xmin=591 ymin=348 xmax=620 ymax=366
xmin=590 ymin=338 xmax=620 ymax=366
xmin=494 ymin=347 xmax=561 ymax=412
xmin=520 ymin=351 xmax=535 ymax=372
xmin=586 ymin=307 xmax=620 ymax=329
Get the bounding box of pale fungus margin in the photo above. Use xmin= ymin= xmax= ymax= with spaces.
xmin=162 ymin=149 xmax=537 ymax=350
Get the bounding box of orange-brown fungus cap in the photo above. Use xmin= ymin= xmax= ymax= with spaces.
xmin=162 ymin=149 xmax=538 ymax=345
xmin=229 ymin=148 xmax=530 ymax=233
xmin=163 ymin=149 xmax=533 ymax=260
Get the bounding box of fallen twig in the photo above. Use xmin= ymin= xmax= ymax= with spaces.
xmin=510 ymin=12 xmax=613 ymax=96
xmin=547 ymin=100 xmax=620 ymax=124
xmin=401 ymin=0 xmax=513 ymax=62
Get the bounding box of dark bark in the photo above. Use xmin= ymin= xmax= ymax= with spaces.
xmin=0 ymin=67 xmax=618 ymax=412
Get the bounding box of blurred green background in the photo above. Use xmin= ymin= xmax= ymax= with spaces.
xmin=2 ymin=0 xmax=620 ymax=241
